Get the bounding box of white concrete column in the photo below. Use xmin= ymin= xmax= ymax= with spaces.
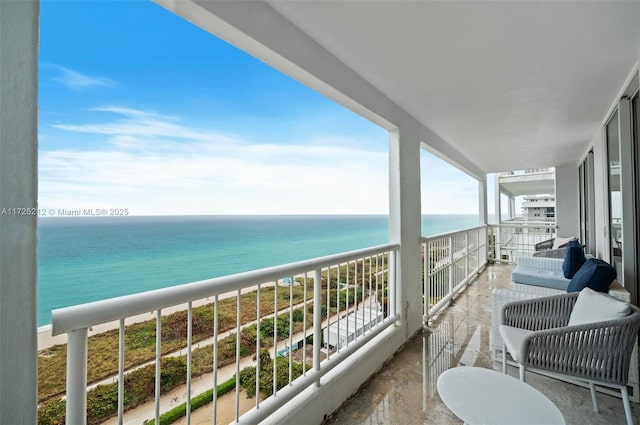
xmin=478 ymin=178 xmax=488 ymax=225
xmin=555 ymin=164 xmax=580 ymax=237
xmin=388 ymin=128 xmax=422 ymax=335
xmin=509 ymin=195 xmax=516 ymax=220
xmin=0 ymin=0 xmax=39 ymax=423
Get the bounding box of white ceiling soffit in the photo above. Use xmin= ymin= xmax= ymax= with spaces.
xmin=158 ymin=0 xmax=640 ymax=175
xmin=267 ymin=1 xmax=640 ymax=173
xmin=156 ymin=0 xmax=486 ymax=178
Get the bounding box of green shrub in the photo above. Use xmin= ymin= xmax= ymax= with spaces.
xmin=239 ymin=325 xmax=262 ymax=356
xmin=259 ymin=316 xmax=292 ymax=339
xmin=291 ymin=309 xmax=305 ymax=322
xmin=87 ymin=384 xmax=120 ymax=424
xmin=238 ymin=350 xmax=304 ymax=400
xmin=37 ymin=398 xmax=65 ymax=425
xmin=260 ymin=318 xmax=275 ymax=338
xmin=238 ymin=366 xmax=257 ymax=398
xmin=159 ymin=358 xmax=187 ymax=392
xmin=147 ymin=377 xmax=236 ymax=425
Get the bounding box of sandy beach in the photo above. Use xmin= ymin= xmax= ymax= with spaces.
xmin=38 ymin=297 xmax=216 ymax=350
xmin=38 ymin=282 xmax=279 ymax=350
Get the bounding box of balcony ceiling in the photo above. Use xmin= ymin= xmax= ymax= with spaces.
xmin=264 ymin=1 xmax=640 ymax=173
xmin=161 ymin=0 xmax=640 ymax=176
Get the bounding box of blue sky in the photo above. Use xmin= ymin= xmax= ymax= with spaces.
xmin=38 ymin=1 xmax=480 ymax=216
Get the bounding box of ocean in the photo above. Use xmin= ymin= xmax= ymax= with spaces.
xmin=37 ymin=214 xmax=479 ymax=326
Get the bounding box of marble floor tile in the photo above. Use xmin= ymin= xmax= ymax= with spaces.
xmin=326 ymin=264 xmax=640 ymax=425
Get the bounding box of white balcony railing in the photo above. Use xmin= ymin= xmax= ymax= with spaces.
xmin=488 ymin=223 xmax=556 ymax=262
xmin=51 ymin=243 xmax=399 ymax=425
xmin=421 ymin=226 xmax=488 ymax=321
xmin=45 ymin=222 xmax=557 ymax=424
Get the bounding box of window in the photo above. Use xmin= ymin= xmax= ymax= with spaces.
xmin=607 ymin=110 xmax=623 ymax=280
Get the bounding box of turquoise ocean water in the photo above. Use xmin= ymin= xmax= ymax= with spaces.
xmin=37 ymin=214 xmax=478 ymax=326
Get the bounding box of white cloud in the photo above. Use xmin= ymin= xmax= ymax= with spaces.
xmin=51 ymin=66 xmax=116 ymax=91
xmin=39 ymin=108 xmax=389 ymax=215
xmin=41 ymin=107 xmax=482 ymax=215
xmin=420 ymin=151 xmax=479 ymax=214
xmin=53 ymin=106 xmax=236 ymax=146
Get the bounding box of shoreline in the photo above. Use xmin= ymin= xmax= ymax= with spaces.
xmin=38 ymin=281 xmax=279 ymax=350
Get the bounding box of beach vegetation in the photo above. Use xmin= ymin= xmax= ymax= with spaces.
xmin=36 ymin=398 xmax=65 ymax=425
xmin=37 ymin=264 xmax=387 ymax=423
xmin=238 ymin=349 xmax=307 ymax=399
xmin=37 ymin=303 xmax=314 ymax=425
xmin=38 ymin=285 xmax=309 ymax=402
xmin=146 ymin=376 xmax=236 ymax=425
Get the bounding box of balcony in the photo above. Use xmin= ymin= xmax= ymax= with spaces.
xmin=330 ymin=262 xmax=640 ymax=425
xmin=34 ymin=223 xmax=637 ymax=424
xmin=47 ymin=243 xmax=402 ymax=425
xmin=3 ymin=2 xmax=640 ymax=424
xmin=498 ymin=169 xmax=556 ymax=198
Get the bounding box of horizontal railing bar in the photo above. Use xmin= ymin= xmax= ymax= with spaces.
xmin=491 ymin=223 xmax=556 ymax=229
xmin=52 ymin=243 xmax=399 ymax=335
xmin=420 ymin=224 xmax=486 ymax=242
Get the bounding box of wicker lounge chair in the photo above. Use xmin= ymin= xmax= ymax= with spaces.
xmin=533 ymin=236 xmax=577 ymax=258
xmin=499 ymin=292 xmax=640 ymax=425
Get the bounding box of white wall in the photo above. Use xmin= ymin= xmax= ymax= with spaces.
xmin=0 ymin=0 xmax=39 ymax=422
xmin=478 ymin=178 xmax=488 ymax=225
xmin=555 ymin=164 xmax=580 ymax=238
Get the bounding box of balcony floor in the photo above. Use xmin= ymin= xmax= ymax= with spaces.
xmin=326 ymin=263 xmax=640 ymax=425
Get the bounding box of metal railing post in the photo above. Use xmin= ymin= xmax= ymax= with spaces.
xmin=478 ymin=226 xmax=489 ymax=270
xmin=423 ymin=240 xmax=430 ymax=322
xmin=117 ymin=319 xmax=125 ymax=425
xmin=154 ymin=310 xmax=161 ymax=424
xmin=389 ymin=249 xmax=397 ymax=318
xmin=313 ymin=268 xmax=322 ymax=386
xmin=465 ymin=232 xmax=469 ymax=282
xmin=66 ymin=328 xmax=88 ymax=425
xmin=448 ymin=236 xmax=453 ymax=301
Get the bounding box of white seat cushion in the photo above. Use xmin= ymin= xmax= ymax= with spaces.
xmin=568 ymin=287 xmax=631 ymax=327
xmin=499 ymin=325 xmax=533 ymax=363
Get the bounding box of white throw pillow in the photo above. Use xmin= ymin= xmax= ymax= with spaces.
xmin=568 ymin=287 xmax=631 ymax=326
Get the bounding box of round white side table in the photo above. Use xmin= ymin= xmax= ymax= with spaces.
xmin=437 ymin=366 xmax=565 ymax=425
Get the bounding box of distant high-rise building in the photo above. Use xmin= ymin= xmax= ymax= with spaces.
xmin=521 ymin=194 xmax=555 ymax=222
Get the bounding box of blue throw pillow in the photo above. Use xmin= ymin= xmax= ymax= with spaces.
xmin=563 ymin=240 xmax=585 ymax=279
xmin=567 ymin=258 xmax=617 ymax=293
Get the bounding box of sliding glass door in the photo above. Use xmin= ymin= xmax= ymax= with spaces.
xmin=606 ymin=111 xmax=623 ymax=277
xmin=633 ymin=93 xmax=639 ymax=305
xmin=607 ymin=92 xmax=639 ymax=305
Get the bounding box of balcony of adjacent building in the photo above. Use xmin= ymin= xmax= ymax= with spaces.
xmin=498 ymin=169 xmax=556 ymax=209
